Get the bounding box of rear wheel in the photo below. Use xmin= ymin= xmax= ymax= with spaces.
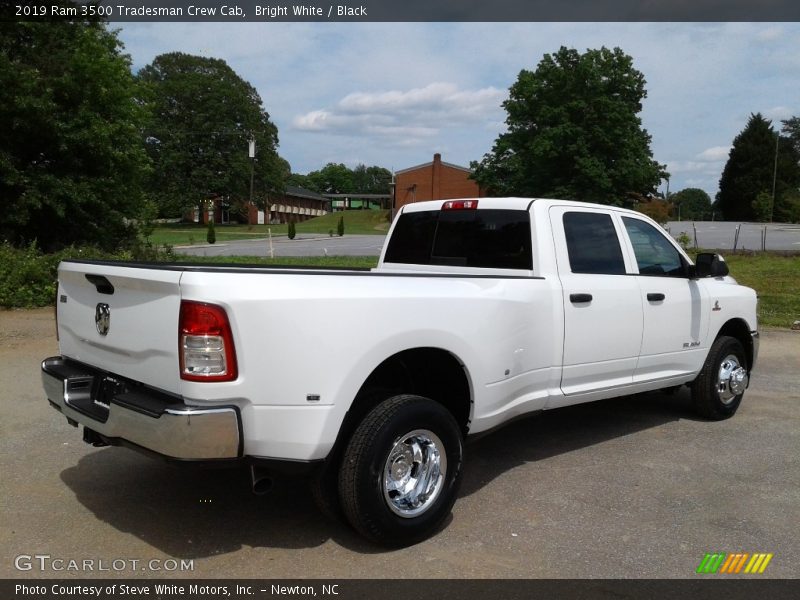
xmin=691 ymin=336 xmax=749 ymax=420
xmin=338 ymin=394 xmax=463 ymax=546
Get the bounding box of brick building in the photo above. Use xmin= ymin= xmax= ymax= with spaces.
xmin=393 ymin=153 xmax=485 ymax=211
xmin=253 ymin=186 xmax=329 ymax=224
xmin=189 ymin=186 xmax=329 ymax=225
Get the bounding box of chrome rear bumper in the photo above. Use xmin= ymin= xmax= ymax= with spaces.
xmin=41 ymin=356 xmax=241 ymax=460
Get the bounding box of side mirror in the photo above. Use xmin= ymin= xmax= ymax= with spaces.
xmin=694 ymin=253 xmax=729 ymax=278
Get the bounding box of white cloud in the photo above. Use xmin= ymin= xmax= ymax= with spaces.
xmin=292 ymin=82 xmax=506 ymax=142
xmin=763 ymin=106 xmax=795 ymax=122
xmin=695 ymin=146 xmax=731 ymax=162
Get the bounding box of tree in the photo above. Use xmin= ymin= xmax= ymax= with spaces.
xmin=292 ymin=163 xmax=391 ymax=195
xmin=0 ymin=12 xmax=150 ymax=250
xmin=351 ymin=164 xmax=392 ymax=194
xmin=471 ymin=46 xmax=666 ymax=205
xmin=670 ymin=188 xmax=712 ymax=221
xmin=751 ymin=191 xmax=772 ymax=223
xmin=304 ymin=163 xmax=354 ymax=194
xmin=716 ymin=113 xmax=800 ymax=221
xmin=634 ymin=200 xmax=672 ymax=224
xmin=782 ymin=116 xmax=800 ymax=155
xmin=138 ymin=53 xmax=288 ymax=218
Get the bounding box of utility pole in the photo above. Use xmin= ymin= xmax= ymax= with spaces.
xmin=770 ymin=131 xmax=779 ymax=223
xmin=249 ymin=138 xmax=256 ymax=211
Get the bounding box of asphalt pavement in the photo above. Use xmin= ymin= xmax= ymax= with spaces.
xmin=1 ymin=309 xmax=798 ymax=579
xmin=664 ymin=221 xmax=800 ymax=252
xmin=172 ymin=222 xmax=800 ymax=259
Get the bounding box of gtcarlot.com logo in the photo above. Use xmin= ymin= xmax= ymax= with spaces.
xmin=14 ymin=554 xmax=194 ymax=573
xmin=696 ymin=552 xmax=773 ymax=574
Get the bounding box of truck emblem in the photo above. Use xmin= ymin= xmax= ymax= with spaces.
xmin=95 ymin=303 xmax=110 ymax=336
xmin=713 ymin=301 xmax=722 ymax=312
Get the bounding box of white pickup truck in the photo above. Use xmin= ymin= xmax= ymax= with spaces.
xmin=42 ymin=198 xmax=758 ymax=545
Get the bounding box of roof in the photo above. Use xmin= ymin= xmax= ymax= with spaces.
xmin=395 ymin=160 xmax=473 ymax=176
xmin=283 ymin=185 xmax=329 ymax=202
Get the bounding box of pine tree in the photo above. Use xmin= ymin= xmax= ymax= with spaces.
xmin=717 ymin=114 xmax=773 ymax=221
xmin=206 ymin=218 xmax=216 ymax=244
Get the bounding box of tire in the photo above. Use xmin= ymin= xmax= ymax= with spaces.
xmin=691 ymin=335 xmax=749 ymax=420
xmin=338 ymin=394 xmax=463 ymax=546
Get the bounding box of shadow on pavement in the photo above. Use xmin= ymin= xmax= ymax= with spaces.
xmin=60 ymin=388 xmax=699 ymax=556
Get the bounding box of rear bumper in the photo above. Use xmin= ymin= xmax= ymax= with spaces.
xmin=41 ymin=356 xmax=242 ymax=460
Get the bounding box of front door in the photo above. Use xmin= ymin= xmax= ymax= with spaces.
xmin=618 ymin=215 xmax=709 ymax=382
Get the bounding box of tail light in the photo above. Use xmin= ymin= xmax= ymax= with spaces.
xmin=179 ymin=301 xmax=238 ymax=382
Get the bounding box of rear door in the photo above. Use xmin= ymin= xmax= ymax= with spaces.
xmin=56 ymin=261 xmax=184 ymax=394
xmin=548 ymin=207 xmax=643 ymax=401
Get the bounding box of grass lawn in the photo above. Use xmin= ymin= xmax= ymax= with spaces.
xmin=150 ymin=210 xmax=390 ymax=246
xmin=721 ymin=253 xmax=799 ymax=328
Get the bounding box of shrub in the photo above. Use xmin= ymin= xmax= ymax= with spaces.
xmin=207 ymin=219 xmax=216 ymax=244
xmin=0 ymin=242 xmax=175 ymax=308
xmin=288 ymin=221 xmax=296 ymax=240
xmin=337 ymin=215 xmax=345 ymax=237
xmin=676 ymin=232 xmax=692 ymax=250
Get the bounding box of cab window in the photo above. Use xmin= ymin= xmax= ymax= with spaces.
xmin=562 ymin=212 xmax=626 ymax=275
xmin=622 ymin=217 xmax=685 ymax=277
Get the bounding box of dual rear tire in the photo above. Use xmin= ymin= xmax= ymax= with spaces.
xmin=314 ymin=394 xmax=463 ymax=546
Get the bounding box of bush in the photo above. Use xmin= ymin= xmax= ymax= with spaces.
xmin=207 ymin=219 xmax=216 ymax=244
xmin=288 ymin=221 xmax=296 ymax=240
xmin=337 ymin=215 xmax=345 ymax=237
xmin=676 ymin=232 xmax=692 ymax=250
xmin=0 ymin=242 xmax=175 ymax=308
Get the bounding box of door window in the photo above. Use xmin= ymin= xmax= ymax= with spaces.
xmin=562 ymin=212 xmax=626 ymax=275
xmin=622 ymin=217 xmax=685 ymax=277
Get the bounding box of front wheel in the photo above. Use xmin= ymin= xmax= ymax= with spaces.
xmin=338 ymin=394 xmax=463 ymax=546
xmin=691 ymin=335 xmax=749 ymax=420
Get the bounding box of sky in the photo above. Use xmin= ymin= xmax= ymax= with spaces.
xmin=115 ymin=22 xmax=799 ymax=199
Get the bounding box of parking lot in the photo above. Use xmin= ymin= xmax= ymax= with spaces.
xmin=1 ymin=308 xmax=798 ymax=579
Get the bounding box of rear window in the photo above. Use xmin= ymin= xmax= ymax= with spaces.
xmin=384 ymin=209 xmax=532 ymax=270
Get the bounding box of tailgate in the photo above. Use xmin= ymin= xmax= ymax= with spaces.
xmin=56 ymin=261 xmax=183 ymax=395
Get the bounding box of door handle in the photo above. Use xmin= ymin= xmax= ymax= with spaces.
xmin=569 ymin=293 xmax=593 ymax=303
xmin=647 ymin=293 xmax=665 ymax=302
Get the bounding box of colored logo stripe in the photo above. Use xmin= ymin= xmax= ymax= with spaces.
xmin=696 ymin=552 xmax=773 ymax=574
xmin=744 ymin=553 xmax=773 ymax=574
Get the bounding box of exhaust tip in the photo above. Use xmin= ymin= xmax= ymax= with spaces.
xmin=250 ymin=465 xmax=273 ymax=495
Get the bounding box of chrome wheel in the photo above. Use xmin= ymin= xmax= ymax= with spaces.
xmin=717 ymin=354 xmax=748 ymax=404
xmin=383 ymin=429 xmax=447 ymax=518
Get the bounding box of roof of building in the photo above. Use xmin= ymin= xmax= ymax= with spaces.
xmin=283 ymin=185 xmax=329 ymax=202
xmin=395 ymin=159 xmax=473 ymax=176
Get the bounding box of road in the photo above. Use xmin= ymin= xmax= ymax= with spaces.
xmin=1 ymin=309 xmax=798 ymax=579
xmin=172 ymin=222 xmax=800 ymax=259
xmin=664 ymin=221 xmax=799 ymax=252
